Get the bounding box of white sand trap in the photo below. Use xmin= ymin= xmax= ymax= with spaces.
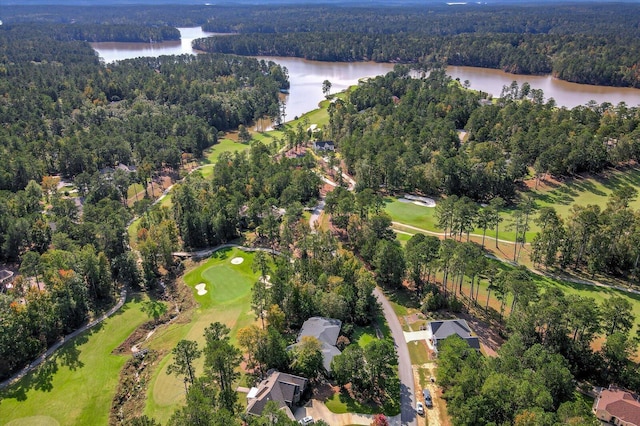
xmin=231 ymin=257 xmax=244 ymax=265
xmin=399 ymin=194 xmax=436 ymax=208
xmin=195 ymin=283 xmax=207 ymax=295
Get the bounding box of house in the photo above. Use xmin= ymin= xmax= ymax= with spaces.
xmin=246 ymin=371 xmax=308 ymax=420
xmin=312 ymin=141 xmax=335 ymax=152
xmin=593 ymin=387 xmax=640 ymax=426
xmin=291 ymin=317 xmax=342 ymax=373
xmin=427 ymin=319 xmax=480 ymax=354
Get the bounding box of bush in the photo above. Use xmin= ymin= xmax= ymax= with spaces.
xmin=448 ymin=296 xmax=463 ymax=313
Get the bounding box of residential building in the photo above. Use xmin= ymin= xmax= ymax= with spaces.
xmin=291 ymin=317 xmax=342 ymax=373
xmin=593 ymin=387 xmax=640 ymax=426
xmin=246 ymin=371 xmax=308 ymax=420
xmin=427 ymin=319 xmax=480 ymax=354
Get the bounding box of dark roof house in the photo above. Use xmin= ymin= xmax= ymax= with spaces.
xmin=427 ymin=319 xmax=480 ymax=354
xmin=593 ymin=388 xmax=640 ymax=426
xmin=246 ymin=371 xmax=308 ymax=420
xmin=291 ymin=317 xmax=342 ymax=373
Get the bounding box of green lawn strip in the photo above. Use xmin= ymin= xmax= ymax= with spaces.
xmin=529 ymin=167 xmax=640 ymax=219
xmin=144 ymin=248 xmax=259 ymax=424
xmin=385 ymin=198 xmax=535 ymax=243
xmin=352 ymin=325 xmax=378 ymax=348
xmin=0 ymin=295 xmax=149 ymax=426
xmin=325 ymin=387 xmax=400 ymax=417
xmin=128 ymin=217 xmax=141 ymax=250
xmin=204 ymin=138 xmax=251 ymax=164
xmin=127 ymin=183 xmax=145 ymax=199
xmin=408 ymin=340 xmax=430 ymax=366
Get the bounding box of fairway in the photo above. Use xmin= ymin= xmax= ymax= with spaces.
xmin=0 ymin=296 xmax=149 ymax=426
xmin=144 ymin=247 xmax=259 ymax=424
xmin=527 ymin=167 xmax=640 ymax=218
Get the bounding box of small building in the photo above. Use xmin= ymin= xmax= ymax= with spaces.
xmin=290 ymin=317 xmax=342 ymax=373
xmin=246 ymin=371 xmax=308 ymax=420
xmin=427 ymin=319 xmax=480 ymax=354
xmin=312 ymin=141 xmax=335 ymax=152
xmin=593 ymin=387 xmax=640 ymax=426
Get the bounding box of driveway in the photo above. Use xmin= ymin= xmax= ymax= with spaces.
xmin=373 ymin=287 xmax=417 ymax=426
xmin=296 ymin=399 xmax=401 ymax=425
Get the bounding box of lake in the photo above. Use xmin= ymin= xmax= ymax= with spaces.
xmin=92 ymin=27 xmax=640 ymax=114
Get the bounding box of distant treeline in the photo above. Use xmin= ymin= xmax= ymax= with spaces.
xmin=1 ymin=23 xmax=179 ymax=43
xmin=7 ymin=3 xmax=639 ymax=87
xmin=194 ymin=32 xmax=640 ymax=88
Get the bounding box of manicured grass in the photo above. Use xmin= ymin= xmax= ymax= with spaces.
xmin=204 ymin=138 xmax=251 ymax=164
xmin=0 ymin=295 xmax=149 ymax=426
xmin=325 ymin=388 xmax=400 ymax=417
xmin=385 ymin=198 xmax=532 ymax=243
xmin=408 ymin=340 xmax=431 ymax=366
xmin=527 ymin=167 xmax=640 ymax=219
xmin=352 ymin=325 xmax=378 ymax=348
xmin=127 ymin=183 xmax=145 ymax=200
xmin=143 ymin=247 xmax=259 ymax=424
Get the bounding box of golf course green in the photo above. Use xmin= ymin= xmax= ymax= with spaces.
xmin=143 ymin=247 xmax=260 ymax=424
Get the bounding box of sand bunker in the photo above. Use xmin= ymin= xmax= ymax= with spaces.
xmin=398 ymin=194 xmax=436 ymax=208
xmin=195 ymin=283 xmax=207 ymax=295
xmin=231 ymin=257 xmax=244 ymax=265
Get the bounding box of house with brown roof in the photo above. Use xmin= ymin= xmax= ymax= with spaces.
xmin=593 ymin=387 xmax=640 ymax=426
xmin=246 ymin=371 xmax=308 ymax=420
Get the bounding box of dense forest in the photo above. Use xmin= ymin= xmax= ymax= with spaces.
xmin=4 ymin=3 xmax=640 ymax=86
xmin=0 ymin=28 xmax=288 ymax=380
xmin=324 ymin=68 xmax=640 ymax=200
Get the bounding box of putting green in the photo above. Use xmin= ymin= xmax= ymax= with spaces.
xmin=0 ymin=296 xmax=148 ymax=426
xmin=144 ymin=247 xmax=260 ymax=424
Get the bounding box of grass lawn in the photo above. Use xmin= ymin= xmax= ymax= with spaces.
xmin=325 ymin=388 xmax=400 ymax=417
xmin=408 ymin=340 xmax=431 ymax=365
xmin=0 ymin=295 xmax=149 ymax=426
xmin=528 ymin=167 xmax=640 ymax=218
xmin=204 ymin=138 xmax=251 ymax=164
xmin=385 ymin=198 xmax=533 ymax=243
xmin=143 ymin=247 xmax=259 ymax=424
xmin=352 ymin=325 xmax=378 ymax=348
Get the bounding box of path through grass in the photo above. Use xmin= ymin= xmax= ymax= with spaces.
xmin=0 ymin=295 xmax=148 ymax=426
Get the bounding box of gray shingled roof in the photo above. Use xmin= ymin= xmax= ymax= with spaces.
xmin=430 ymin=319 xmax=472 ymax=340
xmin=246 ymin=372 xmax=307 ymax=419
xmin=429 ymin=319 xmax=480 ymax=352
xmin=294 ymin=317 xmax=342 ymax=373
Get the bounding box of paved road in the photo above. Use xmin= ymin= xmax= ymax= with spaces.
xmin=0 ymin=288 xmax=127 ymax=390
xmin=373 ymin=287 xmax=417 ymax=426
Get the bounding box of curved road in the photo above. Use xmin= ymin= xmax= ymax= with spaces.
xmin=374 ymin=287 xmax=417 ymax=426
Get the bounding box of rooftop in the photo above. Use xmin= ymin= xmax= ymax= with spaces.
xmin=594 ymin=388 xmax=640 ymax=426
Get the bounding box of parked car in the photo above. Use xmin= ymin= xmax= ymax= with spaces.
xmin=416 ymin=401 xmax=425 ymax=415
xmin=423 ymin=388 xmax=433 ymax=408
xmin=299 ymin=416 xmax=314 ymax=425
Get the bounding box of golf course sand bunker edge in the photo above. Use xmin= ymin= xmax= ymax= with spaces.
xmin=195 ymin=283 xmax=207 ymax=295
xmin=230 ymin=257 xmax=244 ymax=265
xmin=398 ymin=194 xmax=436 ymax=207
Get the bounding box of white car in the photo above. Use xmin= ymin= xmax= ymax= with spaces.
xmin=299 ymin=416 xmax=314 ymax=425
xmin=416 ymin=401 xmax=425 ymax=415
